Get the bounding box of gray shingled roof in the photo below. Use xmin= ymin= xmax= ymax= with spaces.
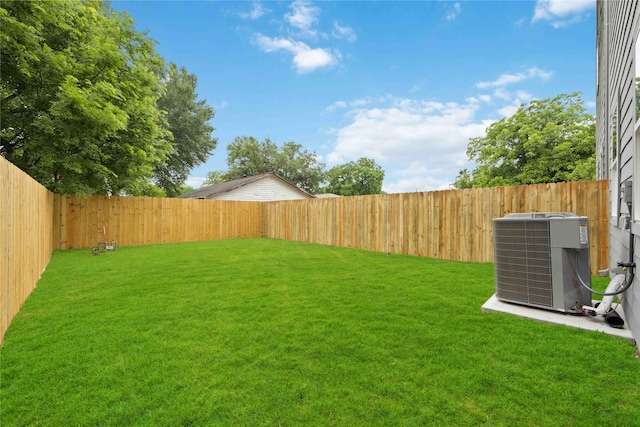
xmin=177 ymin=172 xmax=316 ymax=199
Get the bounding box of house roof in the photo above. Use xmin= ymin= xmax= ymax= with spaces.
xmin=178 ymin=171 xmax=316 ymax=199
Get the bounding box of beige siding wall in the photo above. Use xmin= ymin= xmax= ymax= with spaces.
xmin=213 ymin=176 xmax=311 ymax=201
xmin=597 ymin=0 xmax=640 ymax=352
xmin=1 ymin=157 xmax=54 ymax=344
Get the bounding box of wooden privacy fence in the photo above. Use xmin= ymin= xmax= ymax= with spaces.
xmin=263 ymin=181 xmax=609 ymax=269
xmin=53 ymin=196 xmax=264 ymax=249
xmin=1 ymin=151 xmax=609 ymax=345
xmin=1 ymin=158 xmax=55 ymax=345
xmin=55 ymin=180 xmax=608 ymax=269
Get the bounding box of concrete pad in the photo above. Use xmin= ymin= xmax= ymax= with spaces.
xmin=481 ymin=294 xmax=635 ymax=344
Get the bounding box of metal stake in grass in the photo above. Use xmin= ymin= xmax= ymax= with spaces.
xmin=92 ymin=226 xmax=118 ymax=255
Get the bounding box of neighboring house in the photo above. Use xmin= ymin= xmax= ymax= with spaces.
xmin=178 ymin=172 xmax=315 ymax=201
xmin=596 ymin=1 xmax=640 ymax=353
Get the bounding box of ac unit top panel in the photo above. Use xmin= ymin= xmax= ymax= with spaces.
xmin=493 ymin=213 xmax=588 ymax=250
xmin=502 ymin=212 xmax=577 ymax=219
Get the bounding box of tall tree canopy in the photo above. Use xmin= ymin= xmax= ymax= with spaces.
xmin=1 ymin=1 xmax=216 ymax=196
xmin=324 ymin=157 xmax=384 ymax=196
xmin=1 ymin=0 xmax=169 ymax=194
xmin=453 ymin=92 xmax=596 ymax=189
xmin=154 ymin=63 xmax=217 ymax=197
xmin=216 ymin=136 xmax=326 ymax=193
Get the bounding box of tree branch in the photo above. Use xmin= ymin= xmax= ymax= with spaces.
xmin=2 ymin=92 xmax=20 ymax=103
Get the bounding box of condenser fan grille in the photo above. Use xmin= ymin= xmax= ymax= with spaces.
xmin=493 ymin=220 xmax=553 ymax=307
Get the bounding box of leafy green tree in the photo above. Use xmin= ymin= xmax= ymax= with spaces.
xmin=452 ymin=169 xmax=473 ymax=189
xmin=135 ymin=182 xmax=167 ymax=198
xmin=224 ymin=136 xmax=278 ymax=178
xmin=456 ymin=92 xmax=596 ymax=188
xmin=323 ymin=157 xmax=385 ymax=196
xmin=154 ymin=63 xmax=217 ymax=197
xmin=1 ymin=0 xmax=169 ymax=195
xmin=221 ymin=136 xmax=326 ymax=193
xmin=204 ymin=170 xmax=225 ymax=185
xmin=176 ymin=184 xmax=195 ymax=195
xmin=275 ymin=141 xmax=326 ymax=193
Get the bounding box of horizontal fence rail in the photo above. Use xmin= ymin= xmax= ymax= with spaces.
xmin=263 ymin=181 xmax=609 ymax=271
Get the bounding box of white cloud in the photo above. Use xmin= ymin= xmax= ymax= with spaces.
xmin=327 ymin=97 xmax=494 ymax=192
xmin=476 ymin=67 xmax=552 ymax=89
xmin=253 ymin=34 xmax=340 ymax=73
xmin=445 ymin=2 xmax=461 ymax=21
xmin=514 ymin=90 xmax=533 ymax=102
xmin=353 ymin=97 xmax=375 ymax=107
xmin=185 ymin=177 xmax=207 ymax=189
xmin=239 ymin=2 xmax=269 ymax=20
xmin=493 ymin=87 xmax=512 ymax=101
xmin=493 ymin=90 xmax=533 ymax=113
xmin=550 ymin=15 xmax=585 ymax=29
xmin=497 ymin=103 xmax=521 ymax=117
xmin=492 ymin=90 xmax=533 ymax=116
xmin=532 ymin=0 xmax=595 ymax=27
xmin=326 ymin=101 xmax=348 ymax=112
xmin=332 ymin=21 xmax=357 ymax=42
xmin=248 ymin=1 xmax=352 ymax=74
xmin=385 ymin=163 xmax=457 ymax=193
xmin=285 ymin=0 xmax=322 ymax=39
xmin=326 ymin=97 xmax=375 ymax=112
xmin=466 ymin=94 xmax=492 ymax=104
xmin=325 ymin=66 xmax=557 ymax=192
xmin=475 ymin=69 xmax=546 ymax=116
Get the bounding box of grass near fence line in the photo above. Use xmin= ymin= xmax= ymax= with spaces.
xmin=1 ymin=238 xmax=638 ymax=426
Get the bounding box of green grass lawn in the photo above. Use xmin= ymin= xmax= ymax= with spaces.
xmin=1 ymin=238 xmax=638 ymax=426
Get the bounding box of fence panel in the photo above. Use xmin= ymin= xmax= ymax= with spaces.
xmin=53 ymin=196 xmax=264 ymax=249
xmin=263 ymin=181 xmax=609 ymax=272
xmin=1 ymin=157 xmax=54 ymax=344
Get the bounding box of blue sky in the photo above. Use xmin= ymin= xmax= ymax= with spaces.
xmin=113 ymin=0 xmax=596 ymax=193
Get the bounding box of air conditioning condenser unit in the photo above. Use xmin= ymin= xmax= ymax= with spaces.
xmin=493 ymin=213 xmax=592 ymax=313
